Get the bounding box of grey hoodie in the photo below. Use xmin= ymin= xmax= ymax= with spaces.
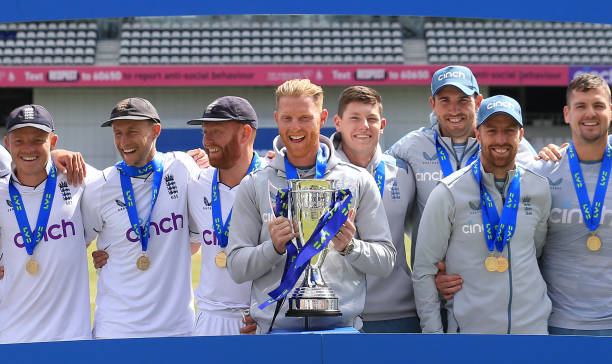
xmin=413 ymin=163 xmax=551 ymax=334
xmin=387 ymin=123 xmax=536 ymax=263
xmin=332 ymin=133 xmax=417 ymax=321
xmin=226 ymin=135 xmax=395 ymax=333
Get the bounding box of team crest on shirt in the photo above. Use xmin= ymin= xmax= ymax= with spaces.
xmin=58 ymin=181 xmax=72 ymax=205
xmin=202 ymin=196 xmax=212 ymax=210
xmin=115 ymin=199 xmax=126 ymax=211
xmin=165 ymin=174 xmax=179 ymax=199
xmin=522 ymin=196 xmax=533 ymax=216
xmin=391 ymin=180 xmax=401 ymax=200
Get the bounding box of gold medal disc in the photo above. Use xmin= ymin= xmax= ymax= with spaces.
xmin=485 ymin=256 xmax=498 ymax=272
xmin=26 ymin=258 xmax=39 ymax=275
xmin=215 ymin=251 xmax=227 ymax=268
xmin=587 ymin=235 xmax=602 ymax=251
xmin=496 ymin=257 xmax=509 ymax=272
xmin=136 ymin=255 xmax=151 ymax=271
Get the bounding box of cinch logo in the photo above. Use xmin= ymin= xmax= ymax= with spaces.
xmin=550 ymin=201 xmax=612 ymax=225
xmin=487 ymin=101 xmax=518 ymax=111
xmin=437 ymin=71 xmax=466 ymax=81
xmin=262 ymin=211 xmax=275 ymax=223
xmin=202 ymin=229 xmax=219 ymax=245
xmin=415 ymin=168 xmax=443 ymax=182
xmin=13 ymin=219 xmax=76 ymax=247
xmin=461 ymin=220 xmax=484 ymax=234
xmin=125 ymin=213 xmax=184 ymax=242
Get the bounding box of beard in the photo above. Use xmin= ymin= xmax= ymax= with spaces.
xmin=207 ymin=134 xmax=242 ymax=170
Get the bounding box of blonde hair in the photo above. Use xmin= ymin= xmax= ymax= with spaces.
xmin=275 ymin=79 xmax=324 ymax=109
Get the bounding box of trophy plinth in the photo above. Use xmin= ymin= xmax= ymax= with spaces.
xmin=284 ymin=179 xmax=342 ymax=318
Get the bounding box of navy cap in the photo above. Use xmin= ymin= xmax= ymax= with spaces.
xmin=187 ymin=96 xmax=258 ymax=129
xmin=431 ymin=65 xmax=480 ymax=97
xmin=102 ymin=97 xmax=161 ymax=127
xmin=6 ymin=104 xmax=54 ymax=133
xmin=477 ymin=95 xmax=523 ymax=128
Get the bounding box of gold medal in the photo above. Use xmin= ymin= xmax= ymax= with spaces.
xmin=215 ymin=251 xmax=227 ymax=268
xmin=26 ymin=258 xmax=39 ymax=275
xmin=496 ymin=257 xmax=509 ymax=272
xmin=136 ymin=253 xmax=151 ymax=271
xmin=485 ymin=256 xmax=498 ymax=272
xmin=587 ymin=234 xmax=602 ymax=251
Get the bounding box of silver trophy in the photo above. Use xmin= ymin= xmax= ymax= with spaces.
xmin=284 ymin=179 xmax=342 ymax=317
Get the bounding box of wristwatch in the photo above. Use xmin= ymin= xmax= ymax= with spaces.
xmin=339 ymin=239 xmax=355 ymax=256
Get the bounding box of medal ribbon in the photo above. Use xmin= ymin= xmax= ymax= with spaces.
xmin=471 ymin=158 xmax=521 ymax=254
xmin=9 ymin=164 xmax=57 ymax=257
xmin=375 ymin=160 xmax=385 ymax=198
xmin=284 ymin=145 xmax=327 ymax=181
xmin=116 ymin=153 xmax=164 ymax=253
xmin=212 ymin=153 xmax=262 ymax=248
xmin=434 ymin=131 xmax=478 ymax=177
xmin=258 ymin=188 xmax=353 ymax=310
xmin=567 ymin=142 xmax=612 ymax=232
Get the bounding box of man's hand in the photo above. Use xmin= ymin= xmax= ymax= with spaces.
xmin=51 ymin=149 xmax=86 ymax=186
xmin=190 ymin=242 xmax=202 ymax=255
xmin=435 ymin=262 xmax=463 ymax=300
xmin=92 ymin=250 xmax=109 ymax=269
xmin=268 ymin=217 xmax=298 ymax=254
xmin=332 ymin=209 xmax=356 ymax=253
xmin=240 ymin=314 xmax=257 ymax=335
xmin=265 ymin=150 xmax=275 ymax=160
xmin=535 ymin=143 xmax=569 ymax=162
xmin=0 ymin=266 xmax=4 ymax=280
xmin=187 ymin=148 xmax=210 ymax=169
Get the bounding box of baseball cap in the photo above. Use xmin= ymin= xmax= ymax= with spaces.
xmin=187 ymin=96 xmax=258 ymax=129
xmin=431 ymin=65 xmax=480 ymax=97
xmin=477 ymin=95 xmax=523 ymax=128
xmin=6 ymin=104 xmax=54 ymax=133
xmin=101 ymin=97 xmax=161 ymax=127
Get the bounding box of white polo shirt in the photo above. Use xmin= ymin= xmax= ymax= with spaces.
xmin=188 ymin=167 xmax=253 ymax=314
xmin=82 ymin=152 xmax=199 ymax=339
xmin=0 ymin=166 xmax=92 ymax=344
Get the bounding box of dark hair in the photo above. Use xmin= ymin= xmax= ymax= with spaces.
xmin=566 ymin=73 xmax=611 ymax=105
xmin=337 ymin=86 xmax=383 ymax=117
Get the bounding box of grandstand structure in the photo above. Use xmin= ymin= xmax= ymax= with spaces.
xmin=0 ymin=16 xmax=611 ymax=66
xmin=0 ymin=21 xmax=97 ymax=65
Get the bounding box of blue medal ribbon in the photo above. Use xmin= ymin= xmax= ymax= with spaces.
xmin=375 ymin=160 xmax=385 ymax=198
xmin=567 ymin=142 xmax=612 ymax=232
xmin=284 ymin=145 xmax=327 ymax=181
xmin=434 ymin=131 xmax=478 ymax=178
xmin=259 ymin=189 xmax=353 ymax=310
xmin=115 ymin=153 xmax=164 ymax=253
xmin=9 ymin=164 xmax=57 ymax=257
xmin=471 ymin=158 xmax=521 ymax=255
xmin=212 ymin=153 xmax=262 ymax=248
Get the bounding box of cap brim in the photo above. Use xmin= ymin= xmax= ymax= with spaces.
xmin=433 ymin=82 xmax=478 ymax=97
xmin=101 ymin=115 xmax=159 ymax=127
xmin=8 ymin=123 xmax=53 ymax=133
xmin=479 ymin=111 xmax=523 ymax=128
xmin=186 ymin=117 xmax=235 ymax=125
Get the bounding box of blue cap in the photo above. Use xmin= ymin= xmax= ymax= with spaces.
xmin=477 ymin=95 xmax=523 ymax=128
xmin=6 ymin=104 xmax=54 ymax=133
xmin=431 ymin=65 xmax=479 ymax=97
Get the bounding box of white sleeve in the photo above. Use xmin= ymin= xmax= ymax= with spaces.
xmin=187 ymin=171 xmax=204 ymax=244
xmin=81 ymin=171 xmax=105 ymax=244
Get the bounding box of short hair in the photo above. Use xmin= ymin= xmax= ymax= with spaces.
xmin=337 ymin=86 xmax=383 ymax=117
xmin=566 ymin=73 xmax=611 ymax=104
xmin=275 ymin=79 xmax=324 ymax=110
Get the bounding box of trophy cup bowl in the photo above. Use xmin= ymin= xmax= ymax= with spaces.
xmin=285 ymin=179 xmax=342 ymax=317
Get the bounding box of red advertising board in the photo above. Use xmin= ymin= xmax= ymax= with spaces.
xmin=0 ymin=64 xmax=569 ymax=87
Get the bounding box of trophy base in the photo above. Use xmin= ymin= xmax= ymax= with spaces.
xmin=286 ymin=297 xmax=342 ymax=317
